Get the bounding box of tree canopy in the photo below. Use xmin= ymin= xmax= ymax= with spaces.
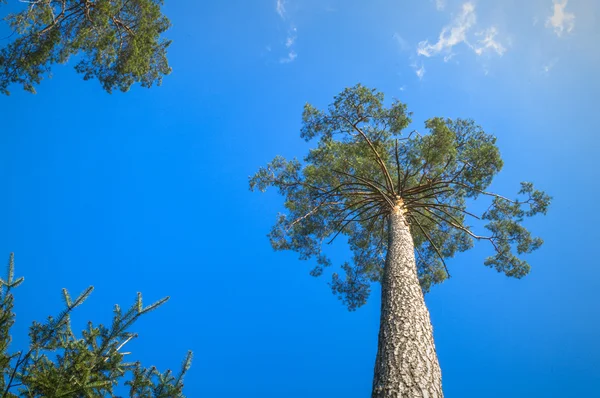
xmin=0 ymin=0 xmax=171 ymax=94
xmin=0 ymin=253 xmax=192 ymax=397
xmin=250 ymin=84 xmax=551 ymax=310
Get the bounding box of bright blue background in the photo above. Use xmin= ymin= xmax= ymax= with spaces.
xmin=1 ymin=0 xmax=598 ymax=396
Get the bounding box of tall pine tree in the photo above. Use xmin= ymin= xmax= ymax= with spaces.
xmin=251 ymin=84 xmax=550 ymax=397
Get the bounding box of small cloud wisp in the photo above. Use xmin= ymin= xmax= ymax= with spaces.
xmin=417 ymin=2 xmax=477 ymax=57
xmin=275 ymin=1 xmax=298 ymax=64
xmin=546 ymin=0 xmax=575 ymax=37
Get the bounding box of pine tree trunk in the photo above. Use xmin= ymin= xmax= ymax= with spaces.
xmin=371 ymin=205 xmax=443 ymax=398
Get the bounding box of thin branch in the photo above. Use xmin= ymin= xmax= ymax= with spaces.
xmin=357 ymin=210 xmax=388 ymax=224
xmin=397 ymin=129 xmax=421 ymax=141
xmin=407 ymin=207 xmax=446 ymax=230
xmin=423 ymin=205 xmax=468 ymax=231
xmin=340 ymin=115 xmax=396 ymax=195
xmin=327 ymin=202 xmax=382 ymax=244
xmin=399 ymin=158 xmax=412 ymax=197
xmin=326 ymin=199 xmax=377 ymax=232
xmin=402 ymin=160 xmax=470 ymax=197
xmin=420 ymin=207 xmax=489 ymax=241
xmin=112 ymin=17 xmax=135 ymax=37
xmin=452 ymin=182 xmax=515 ymax=202
xmin=332 ymin=169 xmax=395 ymax=209
xmin=408 ymin=201 xmax=480 ymax=220
xmin=403 ymin=189 xmax=455 ymax=207
xmin=408 ymin=215 xmax=451 ymax=278
xmin=287 ymin=200 xmax=341 ymax=230
xmin=331 ymin=168 xmax=389 ymax=193
xmin=418 ymin=157 xmax=455 ymax=190
xmin=3 ymin=351 xmax=22 ymax=396
xmin=403 ymin=180 xmax=450 ymax=197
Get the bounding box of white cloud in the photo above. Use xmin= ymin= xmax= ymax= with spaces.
xmin=416 ymin=1 xmax=507 ymax=71
xmin=274 ymin=2 xmax=298 ymax=64
xmin=411 ymin=62 xmax=426 ymax=79
xmin=281 ymin=26 xmax=298 ymax=62
xmin=443 ymin=53 xmax=455 ymax=62
xmin=474 ymin=27 xmax=506 ymax=56
xmin=546 ymin=0 xmax=575 ymax=37
xmin=280 ymin=51 xmax=297 ymax=63
xmin=417 ymin=2 xmax=477 ymax=57
xmin=276 ymin=0 xmax=286 ymax=19
xmin=286 ymin=35 xmax=295 ymax=48
xmin=435 ymin=0 xmax=446 ymax=11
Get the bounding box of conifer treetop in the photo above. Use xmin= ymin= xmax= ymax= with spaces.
xmin=250 ymin=84 xmax=551 ymax=310
xmin=0 ymin=253 xmax=192 ymax=397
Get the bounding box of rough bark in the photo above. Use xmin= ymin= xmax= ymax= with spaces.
xmin=371 ymin=203 xmax=443 ymax=398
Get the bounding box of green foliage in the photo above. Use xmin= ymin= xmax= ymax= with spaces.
xmin=250 ymin=84 xmax=551 ymax=310
xmin=482 ymin=182 xmax=550 ymax=277
xmin=0 ymin=253 xmax=192 ymax=397
xmin=0 ymin=0 xmax=171 ymax=94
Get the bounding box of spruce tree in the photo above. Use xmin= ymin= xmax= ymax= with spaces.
xmin=0 ymin=253 xmax=192 ymax=397
xmin=0 ymin=0 xmax=171 ymax=94
xmin=250 ymin=84 xmax=550 ymax=397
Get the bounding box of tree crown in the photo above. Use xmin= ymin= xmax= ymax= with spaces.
xmin=250 ymin=84 xmax=551 ymax=310
xmin=0 ymin=0 xmax=171 ymax=94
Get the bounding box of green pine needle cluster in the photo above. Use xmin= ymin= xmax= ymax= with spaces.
xmin=0 ymin=253 xmax=192 ymax=397
xmin=0 ymin=0 xmax=171 ymax=94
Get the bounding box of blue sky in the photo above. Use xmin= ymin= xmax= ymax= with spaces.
xmin=0 ymin=0 xmax=599 ymax=396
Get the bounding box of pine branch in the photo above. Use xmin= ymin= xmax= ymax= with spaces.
xmin=408 ymin=215 xmax=451 ymax=278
